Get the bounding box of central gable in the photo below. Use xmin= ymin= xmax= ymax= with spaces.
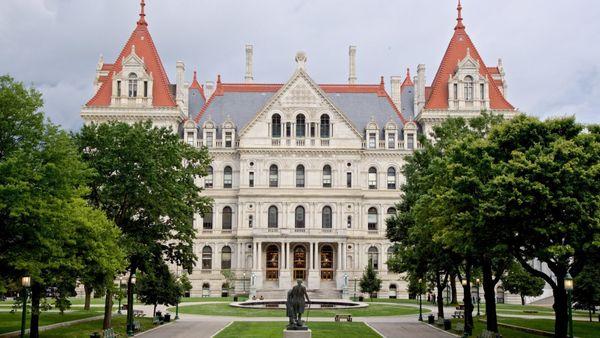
xmin=278 ymin=76 xmax=324 ymax=108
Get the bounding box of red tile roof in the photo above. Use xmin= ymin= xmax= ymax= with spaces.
xmin=189 ymin=70 xmax=206 ymax=101
xmin=401 ymin=68 xmax=414 ymax=87
xmin=86 ymin=2 xmax=176 ymax=107
xmin=101 ymin=63 xmax=114 ymax=72
xmin=424 ymin=1 xmax=513 ymax=110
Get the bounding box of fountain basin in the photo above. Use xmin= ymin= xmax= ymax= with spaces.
xmin=231 ymin=299 xmax=368 ymax=309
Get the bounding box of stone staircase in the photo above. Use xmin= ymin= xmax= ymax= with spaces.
xmin=255 ymin=288 xmax=342 ymax=300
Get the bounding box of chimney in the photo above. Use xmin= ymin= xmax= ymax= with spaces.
xmin=204 ymin=81 xmax=215 ymax=99
xmin=176 ymin=61 xmax=187 ymax=114
xmin=415 ymin=64 xmax=426 ymax=113
xmin=390 ymin=76 xmax=402 ymax=109
xmin=245 ymin=44 xmax=254 ymax=83
xmin=348 ymin=46 xmax=357 ymax=84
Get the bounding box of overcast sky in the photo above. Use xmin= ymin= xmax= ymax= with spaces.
xmin=1 ymin=0 xmax=599 ymax=130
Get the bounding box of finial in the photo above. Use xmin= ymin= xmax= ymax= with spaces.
xmin=295 ymin=51 xmax=307 ymax=69
xmin=455 ymin=0 xmax=465 ymax=30
xmin=380 ymin=76 xmax=385 ymax=87
xmin=406 ymin=68 xmax=411 ymax=78
xmin=217 ymin=74 xmax=221 ymax=84
xmin=137 ymin=0 xmax=147 ymax=26
xmin=193 ymin=70 xmax=198 ymax=82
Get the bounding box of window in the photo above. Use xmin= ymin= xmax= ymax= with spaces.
xmin=295 ymin=206 xmax=305 ymax=228
xmin=268 ymin=206 xmax=278 ymax=228
xmin=346 ymin=172 xmax=352 ymax=188
xmin=407 ymin=133 xmax=414 ymax=150
xmin=285 ymin=122 xmax=291 ymax=137
xmin=387 ymin=167 xmax=396 ymax=189
xmin=272 ymin=114 xmax=281 ymax=138
xmin=143 ymin=81 xmax=148 ymax=97
xmin=249 ymin=171 xmax=254 ymax=187
xmin=387 ymin=246 xmax=395 ymax=262
xmin=203 ymin=207 xmax=213 ymax=229
xmin=269 ymin=165 xmax=278 ymax=187
xmin=368 ymin=207 xmax=378 ymax=230
xmin=225 ymin=132 xmax=232 ymax=148
xmin=205 ymin=166 xmax=213 ymax=188
xmin=296 ymin=114 xmax=306 ymax=138
xmin=323 ymin=165 xmax=332 ymax=188
xmin=187 ymin=132 xmax=194 ymax=146
xmin=310 ymin=123 xmax=315 ymax=138
xmin=206 ymin=132 xmax=213 ymax=148
xmin=387 ymin=207 xmax=397 ymax=215
xmin=202 ymin=246 xmax=212 ymax=270
xmin=248 ymin=215 xmax=253 ymax=228
xmin=368 ymin=167 xmax=377 ymax=189
xmin=320 ymin=114 xmax=330 ymax=138
xmin=296 ymin=165 xmax=305 ymax=188
xmin=128 ymin=73 xmax=138 ymax=97
xmin=223 ymin=166 xmax=232 ymax=188
xmin=116 ymin=80 xmax=121 ymax=97
xmin=480 ymin=83 xmax=485 ymax=100
xmin=464 ymin=76 xmax=474 ymax=101
xmin=266 ymin=245 xmax=280 ymax=280
xmin=222 ymin=206 xmax=232 ymax=230
xmin=322 ymin=206 xmax=332 ymax=229
xmin=221 ymin=246 xmax=232 ymax=269
xmin=368 ymin=246 xmax=379 ymax=270
xmin=369 ymin=133 xmax=376 ymax=148
xmin=453 ymin=83 xmax=458 ymax=99
xmin=347 ymin=215 xmax=352 ymax=228
xmin=388 ymin=133 xmax=395 ymax=149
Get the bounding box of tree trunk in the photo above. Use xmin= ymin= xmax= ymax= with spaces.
xmin=84 ymin=284 xmax=92 ymax=311
xmin=126 ymin=268 xmax=137 ymax=333
xmin=462 ymin=262 xmax=474 ymax=334
xmin=435 ymin=272 xmax=446 ymax=318
xmin=153 ymin=303 xmax=157 ymax=317
xmin=103 ymin=289 xmax=113 ymax=330
xmin=520 ymin=294 xmax=525 ymax=306
xmin=482 ymin=260 xmax=498 ymax=332
xmin=29 ymin=282 xmax=41 ymax=338
xmin=590 ymin=308 xmax=593 ymax=323
xmin=552 ymin=276 xmax=568 ymax=338
xmin=450 ymin=273 xmax=458 ymax=304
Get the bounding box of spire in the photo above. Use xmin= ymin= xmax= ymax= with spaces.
xmin=193 ymin=70 xmax=198 ymax=82
xmin=137 ymin=0 xmax=147 ymax=26
xmin=455 ymin=0 xmax=465 ymax=30
xmin=402 ymin=68 xmax=414 ymax=87
xmin=380 ymin=75 xmax=385 ymax=87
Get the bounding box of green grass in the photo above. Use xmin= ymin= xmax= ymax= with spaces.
xmin=215 ymin=321 xmax=381 ymax=338
xmin=0 ymin=311 xmax=101 ymax=334
xmin=174 ymin=302 xmax=425 ymax=317
xmin=352 ymin=297 xmax=419 ymax=305
xmin=497 ymin=316 xmax=600 ymax=338
xmin=24 ymin=315 xmax=154 ymax=338
xmin=448 ymin=318 xmax=540 ymax=338
xmin=179 ymin=296 xmax=248 ymax=303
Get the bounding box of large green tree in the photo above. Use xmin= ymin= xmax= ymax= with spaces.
xmin=359 ymin=265 xmax=382 ymax=300
xmin=75 ymin=121 xmax=212 ymax=329
xmin=137 ymin=262 xmax=182 ymax=316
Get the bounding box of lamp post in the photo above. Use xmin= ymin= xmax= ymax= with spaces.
xmin=446 ymin=280 xmax=450 ymax=305
xmin=354 ymin=275 xmax=358 ymax=300
xmin=126 ymin=273 xmax=136 ymax=337
xmin=461 ymin=279 xmax=470 ymax=338
xmin=418 ymin=278 xmax=423 ymax=321
xmin=565 ymin=273 xmax=574 ymax=338
xmin=243 ymin=272 xmax=246 ymax=294
xmin=20 ymin=276 xmax=31 ymax=338
xmin=175 ymin=276 xmax=180 ymax=320
xmin=475 ymin=278 xmax=480 ymax=317
xmin=117 ymin=277 xmax=123 ymax=315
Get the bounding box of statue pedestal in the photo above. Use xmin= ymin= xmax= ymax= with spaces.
xmin=283 ymin=329 xmax=312 ymax=338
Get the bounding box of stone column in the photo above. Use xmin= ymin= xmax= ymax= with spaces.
xmin=308 ymin=241 xmax=320 ymax=289
xmin=279 ymin=241 xmax=291 ymax=288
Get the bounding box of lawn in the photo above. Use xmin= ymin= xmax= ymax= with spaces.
xmin=0 ymin=311 xmax=101 ymax=334
xmin=214 ymin=321 xmax=381 ymax=338
xmin=448 ymin=317 xmax=600 ymax=338
xmin=173 ymin=302 xmax=424 ymax=317
xmin=23 ymin=315 xmax=154 ymax=338
xmin=448 ymin=318 xmax=541 ymax=338
xmin=352 ymin=297 xmax=419 ymax=305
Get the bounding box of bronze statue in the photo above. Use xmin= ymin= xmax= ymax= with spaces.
xmin=286 ymin=279 xmax=311 ymax=330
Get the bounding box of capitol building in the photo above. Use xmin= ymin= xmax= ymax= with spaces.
xmin=81 ymin=1 xmax=519 ymax=300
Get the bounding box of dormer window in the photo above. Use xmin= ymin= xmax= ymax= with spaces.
xmin=128 ymin=73 xmax=138 ymax=97
xmin=368 ymin=133 xmax=376 ymax=149
xmin=143 ymin=81 xmax=148 ymax=97
xmin=480 ymin=83 xmax=485 ymax=100
xmin=272 ymin=114 xmax=281 ymax=138
xmin=117 ymin=81 xmax=122 ymax=97
xmin=225 ymin=132 xmax=232 ymax=148
xmin=320 ymin=114 xmax=330 ymax=138
xmin=464 ymin=75 xmax=474 ymax=101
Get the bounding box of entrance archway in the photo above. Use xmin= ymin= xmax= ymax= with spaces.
xmin=293 ymin=246 xmax=307 ymax=280
xmin=266 ymin=245 xmax=280 ymax=280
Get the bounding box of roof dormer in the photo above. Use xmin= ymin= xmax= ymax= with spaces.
xmin=111 ymin=46 xmax=154 ymax=107
xmin=447 ymin=48 xmax=489 ymax=111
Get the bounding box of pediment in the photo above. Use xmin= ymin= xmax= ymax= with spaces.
xmin=277 ymin=76 xmax=323 ymax=108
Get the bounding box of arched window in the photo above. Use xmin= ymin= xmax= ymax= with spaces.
xmin=223 ymin=166 xmax=232 ymax=188
xmin=205 ymin=166 xmax=213 ymax=188
xmin=296 ymin=114 xmax=306 ymax=138
xmin=202 ymin=246 xmax=212 ymax=270
xmin=368 ymin=207 xmax=378 ymax=230
xmin=202 ymin=283 xmax=210 ymax=296
xmin=268 ymin=206 xmax=278 ymax=228
xmin=221 ymin=246 xmax=232 ymax=269
xmin=272 ymin=114 xmax=282 ymax=138
xmin=320 ymin=114 xmax=330 ymax=138
xmin=203 ymin=207 xmax=213 ymax=230
xmin=222 ymin=206 xmax=232 ymax=230
xmin=323 ymin=165 xmax=332 ymax=188
xmin=368 ymin=246 xmax=379 ymax=270
xmin=387 ymin=207 xmax=397 ymax=215
xmin=128 ymin=73 xmax=138 ymax=97
xmin=322 ymin=206 xmax=332 ymax=229
xmin=295 ymin=206 xmax=305 ymax=228
xmin=269 ymin=164 xmax=278 ymax=187
xmin=464 ymin=75 xmax=474 ymax=101
xmin=368 ymin=167 xmax=378 ymax=189
xmin=296 ymin=165 xmax=305 ymax=188
xmin=387 ymin=167 xmax=396 ymax=189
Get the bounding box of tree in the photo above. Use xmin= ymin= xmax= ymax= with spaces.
xmin=74 ymin=121 xmax=212 ymax=329
xmin=359 ymin=265 xmax=382 ymax=300
xmin=501 ymin=262 xmax=545 ymax=305
xmin=573 ymin=261 xmax=600 ymax=322
xmin=137 ymin=263 xmax=181 ymax=317
xmin=178 ymin=272 xmax=192 ymax=298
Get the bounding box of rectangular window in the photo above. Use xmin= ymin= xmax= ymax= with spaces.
xmin=407 ymin=133 xmax=414 ymax=150
xmin=116 ymin=81 xmax=121 ymax=97
xmin=388 ymin=133 xmax=395 ymax=149
xmin=480 ymin=83 xmax=485 ymax=100
xmin=310 ymin=123 xmax=316 ymax=137
xmin=225 ymin=132 xmax=232 ymax=148
xmin=249 ymin=172 xmax=254 ymax=187
xmin=285 ymin=122 xmax=291 ymax=138
xmin=249 ymin=215 xmax=253 ymax=228
xmin=369 ymin=133 xmax=376 ymax=149
xmin=346 ymin=172 xmax=352 ymax=188
xmin=143 ymin=81 xmax=148 ymax=97
xmin=206 ymin=132 xmax=213 ymax=148
xmin=453 ymin=83 xmax=458 ymax=99
xmin=187 ymin=132 xmax=194 ymax=146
